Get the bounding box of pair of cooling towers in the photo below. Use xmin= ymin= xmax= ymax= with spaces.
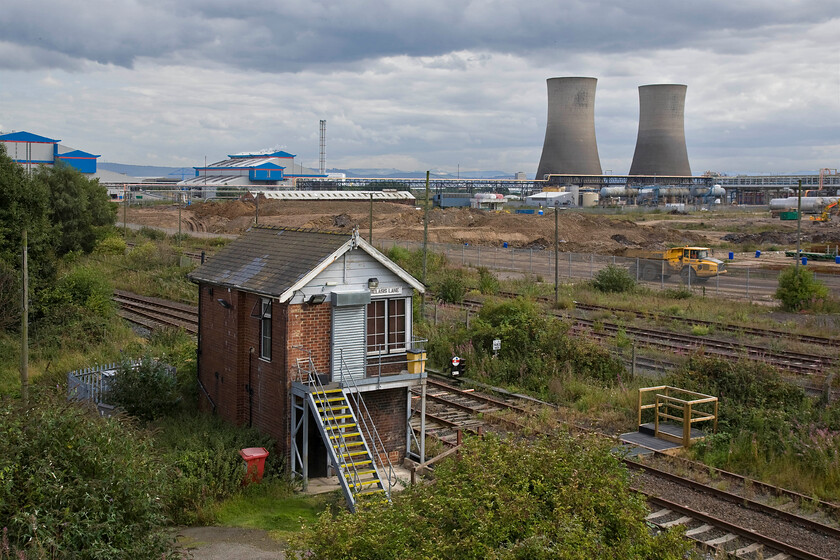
xmin=535 ymin=77 xmax=691 ymax=179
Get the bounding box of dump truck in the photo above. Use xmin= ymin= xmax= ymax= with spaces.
xmin=626 ymin=246 xmax=726 ymax=283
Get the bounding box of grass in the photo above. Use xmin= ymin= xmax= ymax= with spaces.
xmin=216 ymin=482 xmax=341 ymax=542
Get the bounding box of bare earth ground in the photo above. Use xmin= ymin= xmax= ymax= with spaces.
xmin=176 ymin=527 xmax=285 ymax=559
xmin=124 ymin=200 xmax=840 ymax=269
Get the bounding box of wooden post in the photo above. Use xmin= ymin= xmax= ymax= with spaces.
xmin=422 ymin=171 xmax=430 ymax=285
xmin=20 ymin=229 xmax=29 ymax=405
xmin=683 ymin=402 xmax=691 ymax=447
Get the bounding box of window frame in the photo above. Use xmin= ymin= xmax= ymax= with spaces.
xmin=366 ymin=297 xmax=409 ymax=356
xmin=259 ymin=298 xmax=272 ymax=361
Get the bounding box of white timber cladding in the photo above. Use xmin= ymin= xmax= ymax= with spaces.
xmin=291 ymin=250 xmax=409 ymax=305
xmin=331 ymin=305 xmax=367 ymax=382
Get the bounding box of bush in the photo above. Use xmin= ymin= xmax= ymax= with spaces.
xmin=435 ymin=270 xmax=467 ymax=303
xmin=43 ymin=266 xmax=114 ymax=318
xmin=775 ymin=265 xmax=830 ymax=311
xmin=0 ymin=392 xmax=173 ymax=559
xmin=477 ymin=267 xmax=500 ymax=295
xmin=94 ymin=234 xmax=127 ymax=255
xmin=289 ymin=434 xmax=691 ymax=559
xmin=108 ymin=357 xmax=180 ymax=422
xmin=592 ymin=264 xmax=636 ymax=293
xmin=153 ymin=412 xmax=281 ymax=525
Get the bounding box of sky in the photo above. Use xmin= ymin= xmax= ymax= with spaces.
xmin=0 ymin=1 xmax=837 ymax=176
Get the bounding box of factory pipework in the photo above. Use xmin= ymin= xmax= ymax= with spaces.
xmin=535 ymin=77 xmax=602 ymax=179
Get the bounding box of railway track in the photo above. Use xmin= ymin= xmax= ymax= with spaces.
xmin=113 ymin=290 xmax=198 ymax=335
xmin=413 ymin=376 xmax=840 ymax=559
xmin=490 ymin=291 xmax=840 ymax=349
xmin=454 ymin=296 xmax=837 ymax=379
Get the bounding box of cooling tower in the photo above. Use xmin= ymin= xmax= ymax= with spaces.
xmin=629 ymin=84 xmax=691 ymax=176
xmin=535 ymin=77 xmax=602 ymax=179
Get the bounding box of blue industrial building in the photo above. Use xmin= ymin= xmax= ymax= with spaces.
xmin=0 ymin=131 xmax=101 ymax=175
xmin=180 ymin=149 xmax=328 ymax=195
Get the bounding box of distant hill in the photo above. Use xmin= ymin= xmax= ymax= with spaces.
xmin=99 ymin=162 xmax=194 ymax=179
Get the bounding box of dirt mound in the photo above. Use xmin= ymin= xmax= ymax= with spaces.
xmin=127 ymin=201 xmax=713 ymax=254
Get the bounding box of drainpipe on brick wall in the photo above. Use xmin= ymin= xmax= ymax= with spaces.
xmin=248 ymin=347 xmax=254 ymax=427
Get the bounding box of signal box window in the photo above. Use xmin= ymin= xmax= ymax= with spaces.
xmin=367 ymin=298 xmax=406 ymax=354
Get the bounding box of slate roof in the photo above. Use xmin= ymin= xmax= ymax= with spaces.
xmin=188 ymin=227 xmax=352 ymax=297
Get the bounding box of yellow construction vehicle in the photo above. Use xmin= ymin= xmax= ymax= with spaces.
xmin=810 ymin=201 xmax=838 ymax=222
xmin=626 ymin=246 xmax=726 ymax=283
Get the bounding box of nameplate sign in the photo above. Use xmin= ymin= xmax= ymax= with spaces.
xmin=370 ymin=286 xmax=403 ymax=296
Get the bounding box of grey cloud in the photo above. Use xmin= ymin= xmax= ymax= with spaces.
xmin=0 ymin=0 xmax=835 ymax=72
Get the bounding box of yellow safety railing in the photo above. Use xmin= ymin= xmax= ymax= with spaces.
xmin=638 ymin=386 xmax=718 ymax=447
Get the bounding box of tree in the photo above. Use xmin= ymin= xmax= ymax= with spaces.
xmin=32 ymin=162 xmax=117 ymax=255
xmin=0 ymin=144 xmax=55 ymax=288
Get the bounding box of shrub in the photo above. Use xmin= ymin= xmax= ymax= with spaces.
xmin=435 ymin=270 xmax=467 ymax=303
xmin=107 ymin=356 xmax=180 ymax=422
xmin=289 ymin=434 xmax=691 ymax=559
xmin=153 ymin=412 xmax=281 ymax=525
xmin=664 ymin=287 xmax=692 ymax=300
xmin=592 ymin=264 xmax=636 ymax=293
xmin=477 ymin=267 xmax=500 ymax=295
xmin=94 ymin=234 xmax=127 ymax=255
xmin=775 ymin=265 xmax=830 ymax=311
xmin=51 ymin=266 xmax=114 ymax=317
xmin=0 ymin=392 xmax=173 ymax=559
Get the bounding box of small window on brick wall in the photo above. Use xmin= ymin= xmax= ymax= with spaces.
xmin=260 ymin=298 xmax=272 ymax=361
xmin=367 ymin=298 xmax=406 ymax=355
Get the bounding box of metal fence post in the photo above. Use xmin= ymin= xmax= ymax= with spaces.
xmin=568 ymin=252 xmax=572 ymax=278
xmin=661 ymin=260 xmax=665 ymax=290
xmin=529 ymin=249 xmax=533 ymax=274
xmin=636 ymin=257 xmax=640 ymax=281
xmin=746 ymin=268 xmax=750 ymax=298
xmin=462 ymin=244 xmax=465 ymax=265
xmin=589 ymin=254 xmax=593 ymax=279
xmin=477 ymin=246 xmax=481 ymax=267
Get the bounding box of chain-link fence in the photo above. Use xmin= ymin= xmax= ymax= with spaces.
xmin=378 ymin=240 xmax=840 ymax=301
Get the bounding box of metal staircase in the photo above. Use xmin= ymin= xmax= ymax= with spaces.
xmin=294 ymin=353 xmax=394 ymax=512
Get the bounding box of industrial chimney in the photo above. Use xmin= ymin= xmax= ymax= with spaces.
xmin=629 ymin=84 xmax=691 ymax=176
xmin=535 ymin=77 xmax=602 ymax=179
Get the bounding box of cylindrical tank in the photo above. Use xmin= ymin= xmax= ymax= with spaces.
xmin=599 ymin=186 xmax=639 ymax=198
xmin=535 ymin=77 xmax=602 ymax=179
xmin=769 ymin=197 xmax=840 ymax=211
xmin=629 ymin=84 xmax=692 ymax=176
xmin=581 ymin=192 xmax=599 ymax=207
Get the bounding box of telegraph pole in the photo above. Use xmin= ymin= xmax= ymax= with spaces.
xmin=422 ymin=171 xmax=430 ymax=285
xmin=554 ymin=206 xmax=559 ymax=306
xmin=796 ymin=180 xmax=802 ymax=272
xmin=369 ymin=192 xmax=374 ymax=243
xmin=20 ymin=229 xmax=29 ymax=405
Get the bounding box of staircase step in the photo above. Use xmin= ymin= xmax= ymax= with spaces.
xmin=329 ymin=431 xmax=361 ymax=439
xmin=323 ymin=414 xmax=354 ymax=421
xmin=312 ymin=388 xmax=344 ymax=396
xmin=325 ymin=423 xmax=357 ymax=430
xmin=348 ymin=479 xmax=382 ymax=488
xmin=313 ymin=396 xmax=347 ymax=404
xmin=344 ymin=469 xmax=377 ymax=477
xmin=339 ymin=450 xmax=370 ymax=459
xmin=334 ymin=441 xmax=365 ymax=449
xmin=358 ymin=488 xmax=387 ymax=496
xmin=341 ymin=459 xmax=372 ymax=468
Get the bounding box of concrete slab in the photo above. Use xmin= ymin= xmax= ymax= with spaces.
xmin=619 ymin=431 xmax=682 ymax=452
xmin=302 ymin=464 xmax=415 ymax=496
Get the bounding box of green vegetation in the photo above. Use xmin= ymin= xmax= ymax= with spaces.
xmin=774 ymin=265 xmax=832 ymax=311
xmin=289 ymin=435 xmax=692 ymax=559
xmin=421 ymin=297 xmax=625 ymax=397
xmin=668 ymin=356 xmax=840 ymax=499
xmin=592 ymin=264 xmax=637 ymax=293
xmin=0 ymin=392 xmax=173 ymax=559
xmin=108 ymin=357 xmax=180 ymax=422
